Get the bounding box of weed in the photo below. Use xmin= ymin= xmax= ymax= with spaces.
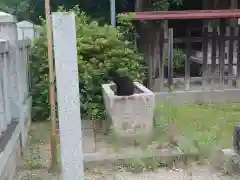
xmin=24 ymin=135 xmax=44 ymax=169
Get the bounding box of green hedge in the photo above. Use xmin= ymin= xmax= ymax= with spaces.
xmin=30 ymin=7 xmax=146 ymax=121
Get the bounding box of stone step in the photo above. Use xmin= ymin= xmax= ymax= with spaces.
xmin=83 ymin=148 xmax=199 ymax=171
xmin=81 ymin=120 xmax=95 ymax=153
xmin=82 ymin=129 xmax=95 ymax=153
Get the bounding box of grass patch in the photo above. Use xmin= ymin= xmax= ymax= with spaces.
xmin=155 ymin=103 xmax=240 ymax=149
xmin=114 ymin=102 xmax=240 ymax=173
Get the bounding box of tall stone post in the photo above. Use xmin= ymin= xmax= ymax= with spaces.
xmin=52 ymin=12 xmax=84 ymax=180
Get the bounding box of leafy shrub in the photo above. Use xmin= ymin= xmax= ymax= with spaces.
xmin=30 ymin=7 xmax=146 ymax=121
xmin=30 ymin=32 xmax=50 ymax=120
xmin=164 ymin=48 xmax=185 ymax=73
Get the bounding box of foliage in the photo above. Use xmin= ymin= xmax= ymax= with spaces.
xmin=164 ymin=48 xmax=186 ymax=73
xmin=152 ymin=0 xmax=184 ymax=10
xmin=30 ymin=6 xmax=146 ymax=121
xmin=117 ymin=12 xmax=136 ymax=35
xmin=30 ymin=28 xmax=50 ymax=120
xmin=0 ymin=0 xmax=187 ymax=24
xmin=0 ymin=0 xmax=34 ymax=21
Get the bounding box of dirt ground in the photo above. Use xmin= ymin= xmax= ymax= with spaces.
xmin=13 ymin=122 xmax=239 ymax=180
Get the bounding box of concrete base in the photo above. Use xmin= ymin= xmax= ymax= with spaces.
xmin=84 ymin=148 xmax=198 ymax=171
xmin=102 ymin=82 xmax=155 ymax=136
xmin=81 ymin=120 xmax=96 ymax=153
xmin=155 ymin=89 xmax=240 ymax=104
xmin=82 ymin=129 xmax=95 ymax=153
xmin=221 ymin=148 xmax=240 ymax=175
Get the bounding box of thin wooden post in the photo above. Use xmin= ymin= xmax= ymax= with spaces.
xmin=147 ymin=26 xmax=153 ymax=90
xmin=211 ymin=21 xmax=217 ymax=87
xmin=185 ymin=29 xmax=191 ymax=91
xmin=228 ymin=26 xmax=234 ymax=87
xmin=237 ymin=27 xmax=240 ymax=88
xmin=168 ymin=28 xmax=173 ymax=88
xmin=153 ymin=26 xmax=159 ymax=82
xmin=202 ymin=27 xmax=208 ymax=88
xmin=44 ymin=0 xmax=57 ymax=169
xmin=52 ymin=12 xmax=84 ymax=180
xmin=159 ymin=27 xmax=164 ymax=91
xmin=219 ymin=19 xmax=226 ymax=88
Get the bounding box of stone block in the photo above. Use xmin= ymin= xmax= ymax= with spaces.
xmin=102 ymin=82 xmax=155 ymax=137
xmin=82 ymin=129 xmax=95 ymax=153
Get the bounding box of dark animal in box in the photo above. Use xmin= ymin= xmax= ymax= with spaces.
xmin=107 ymin=69 xmax=134 ymax=96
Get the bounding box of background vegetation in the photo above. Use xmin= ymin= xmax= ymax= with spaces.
xmin=1 ymin=0 xmax=187 ymax=121
xmin=0 ymin=0 xmax=185 ymax=23
xmin=30 ymin=7 xmax=146 ymax=121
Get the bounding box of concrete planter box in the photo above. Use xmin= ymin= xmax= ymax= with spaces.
xmin=102 ymin=82 xmax=155 ymax=137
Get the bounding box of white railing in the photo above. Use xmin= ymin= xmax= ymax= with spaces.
xmin=0 ymin=39 xmax=31 ymax=138
xmin=0 ymin=41 xmax=9 ymax=136
xmin=18 ymin=40 xmax=31 ymax=102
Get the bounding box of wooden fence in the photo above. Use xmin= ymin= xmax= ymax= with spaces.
xmin=145 ymin=20 xmax=240 ymax=92
xmin=141 ymin=19 xmax=240 ymax=103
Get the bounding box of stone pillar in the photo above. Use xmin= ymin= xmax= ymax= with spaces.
xmin=0 ymin=40 xmax=11 ymax=131
xmin=0 ymin=12 xmax=21 ymax=119
xmin=0 ymin=45 xmax=5 ymax=132
xmin=52 ymin=12 xmax=84 ymax=180
xmin=17 ymin=21 xmax=36 ymax=46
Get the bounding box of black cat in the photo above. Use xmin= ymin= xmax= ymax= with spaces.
xmin=107 ymin=69 xmax=134 ymax=96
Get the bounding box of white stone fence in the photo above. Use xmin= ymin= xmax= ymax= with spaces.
xmin=0 ymin=39 xmax=31 ymax=136
xmin=0 ymin=11 xmax=32 ymax=180
xmin=17 ymin=20 xmax=41 ymax=42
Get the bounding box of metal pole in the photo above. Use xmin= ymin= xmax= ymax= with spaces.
xmin=168 ymin=28 xmax=173 ymax=89
xmin=110 ymin=0 xmax=116 ymax=27
xmin=44 ymin=0 xmax=57 ymax=170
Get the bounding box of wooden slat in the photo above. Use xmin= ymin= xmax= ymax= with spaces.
xmin=219 ymin=19 xmax=226 ymax=88
xmin=237 ymin=27 xmax=240 ymax=88
xmin=184 ymin=29 xmax=191 ymax=91
xmin=147 ymin=41 xmax=153 ymax=90
xmin=158 ymin=27 xmax=164 ymax=91
xmin=163 ymin=36 xmax=240 ymax=44
xmin=202 ymin=27 xmax=208 ymax=88
xmin=228 ymin=26 xmax=234 ymax=87
xmin=153 ymin=28 xmax=160 ymax=79
xmin=168 ymin=28 xmax=173 ymax=88
xmin=163 ymin=76 xmax=239 ymax=84
xmin=133 ymin=9 xmax=240 ymax=21
xmin=211 ymin=23 xmax=217 ymax=87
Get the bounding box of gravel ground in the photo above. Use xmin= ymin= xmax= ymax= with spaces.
xmin=14 ymin=163 xmax=238 ymax=180
xmin=13 ymin=122 xmax=239 ymax=180
xmin=84 ymin=166 xmax=237 ymax=180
